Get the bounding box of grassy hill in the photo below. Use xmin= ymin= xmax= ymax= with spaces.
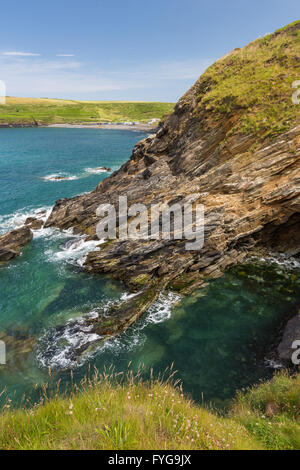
xmin=0 ymin=371 xmax=299 ymax=450
xmin=0 ymin=97 xmax=174 ymax=125
xmin=194 ymin=20 xmax=300 ymax=139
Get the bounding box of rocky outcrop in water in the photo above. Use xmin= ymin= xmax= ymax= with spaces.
xmin=0 ymin=226 xmax=33 ymax=262
xmin=25 ymin=217 xmax=44 ymax=230
xmin=44 ymin=22 xmax=300 ymax=342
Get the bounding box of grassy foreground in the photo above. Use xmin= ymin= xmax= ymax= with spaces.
xmin=0 ymin=97 xmax=174 ymax=126
xmin=0 ymin=370 xmax=299 ymax=450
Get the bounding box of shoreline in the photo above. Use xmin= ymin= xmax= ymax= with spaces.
xmin=0 ymin=122 xmax=158 ymax=132
xmin=47 ymin=122 xmax=158 ymax=131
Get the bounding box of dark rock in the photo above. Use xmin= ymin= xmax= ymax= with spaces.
xmin=278 ymin=314 xmax=300 ymax=365
xmin=0 ymin=226 xmax=33 ymax=262
xmin=25 ymin=217 xmax=44 ymax=229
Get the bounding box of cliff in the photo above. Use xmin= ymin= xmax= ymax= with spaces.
xmin=44 ymin=21 xmax=300 ymax=347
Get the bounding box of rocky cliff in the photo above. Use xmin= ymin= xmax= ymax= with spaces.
xmin=44 ymin=21 xmax=300 ymax=345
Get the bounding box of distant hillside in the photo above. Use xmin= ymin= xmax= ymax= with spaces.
xmin=0 ymin=97 xmax=174 ymax=126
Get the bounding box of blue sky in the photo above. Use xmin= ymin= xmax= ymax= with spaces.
xmin=0 ymin=0 xmax=299 ymax=101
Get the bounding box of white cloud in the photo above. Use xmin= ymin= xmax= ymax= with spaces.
xmin=3 ymin=51 xmax=41 ymax=57
xmin=0 ymin=53 xmax=214 ymax=100
xmin=56 ymin=54 xmax=75 ymax=57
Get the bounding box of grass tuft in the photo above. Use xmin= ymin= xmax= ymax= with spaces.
xmin=0 ymin=367 xmax=299 ymax=450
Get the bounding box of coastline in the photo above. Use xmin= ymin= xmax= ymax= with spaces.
xmin=0 ymin=122 xmax=158 ymax=132
xmin=46 ymin=122 xmax=158 ymax=131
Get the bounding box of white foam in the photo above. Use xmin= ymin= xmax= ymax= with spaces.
xmin=84 ymin=167 xmax=111 ymax=175
xmin=120 ymin=292 xmax=139 ymax=302
xmin=264 ymin=358 xmax=284 ymax=370
xmin=37 ymin=291 xmax=181 ymax=370
xmin=250 ymin=254 xmax=300 ymax=271
xmin=41 ymin=173 xmax=78 ymax=181
xmin=37 ymin=321 xmax=101 ymax=369
xmin=144 ymin=292 xmax=181 ymax=325
xmin=83 ymin=292 xmax=181 ymax=356
xmin=45 ymin=236 xmax=104 ymax=266
xmin=0 ymin=206 xmax=52 ymax=235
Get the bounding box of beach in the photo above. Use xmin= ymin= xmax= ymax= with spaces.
xmin=46 ymin=122 xmax=158 ymax=131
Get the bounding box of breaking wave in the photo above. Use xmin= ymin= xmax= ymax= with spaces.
xmin=84 ymin=167 xmax=112 ymax=174
xmin=41 ymin=167 xmax=113 ymax=182
xmin=45 ymin=236 xmax=104 ymax=267
xmin=41 ymin=173 xmax=79 ymax=181
xmin=0 ymin=206 xmax=52 ymax=236
xmin=249 ymin=253 xmax=300 ymax=271
xmin=37 ymin=291 xmax=181 ymax=370
xmin=36 ymin=310 xmax=102 ymax=369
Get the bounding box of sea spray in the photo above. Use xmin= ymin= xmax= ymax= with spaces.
xmin=0 ymin=206 xmax=52 ymax=235
xmin=36 ymin=291 xmax=180 ymax=370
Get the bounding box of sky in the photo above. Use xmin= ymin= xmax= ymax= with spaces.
xmin=0 ymin=0 xmax=299 ymax=102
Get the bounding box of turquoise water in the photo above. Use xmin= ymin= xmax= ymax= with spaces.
xmin=0 ymin=128 xmax=299 ymax=407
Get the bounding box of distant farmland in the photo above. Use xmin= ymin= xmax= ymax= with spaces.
xmin=0 ymin=97 xmax=174 ymax=125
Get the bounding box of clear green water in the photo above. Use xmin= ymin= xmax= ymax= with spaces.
xmin=0 ymin=128 xmax=299 ymax=408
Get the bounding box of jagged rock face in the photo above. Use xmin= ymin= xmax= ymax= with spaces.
xmin=0 ymin=226 xmax=33 ymax=262
xmin=45 ymin=23 xmax=300 ymax=295
xmin=45 ymin=121 xmax=300 ymax=291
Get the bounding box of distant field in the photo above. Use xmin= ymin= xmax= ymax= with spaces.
xmin=0 ymin=97 xmax=174 ymax=125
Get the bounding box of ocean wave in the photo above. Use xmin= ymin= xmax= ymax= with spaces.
xmin=41 ymin=173 xmax=78 ymax=181
xmin=249 ymin=253 xmax=300 ymax=271
xmin=83 ymin=292 xmax=181 ymax=357
xmin=45 ymin=236 xmax=104 ymax=266
xmin=0 ymin=206 xmax=52 ymax=235
xmin=37 ymin=291 xmax=180 ymax=370
xmin=84 ymin=167 xmax=112 ymax=175
xmin=37 ymin=315 xmax=101 ymax=369
xmin=41 ymin=167 xmax=113 ymax=182
xmin=143 ymin=292 xmax=181 ymax=326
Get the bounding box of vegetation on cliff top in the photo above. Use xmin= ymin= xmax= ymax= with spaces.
xmin=0 ymin=370 xmax=299 ymax=450
xmin=196 ymin=20 xmax=300 ymax=138
xmin=0 ymin=98 xmax=174 ymax=125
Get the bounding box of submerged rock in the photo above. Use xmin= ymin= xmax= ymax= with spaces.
xmin=0 ymin=226 xmax=33 ymax=262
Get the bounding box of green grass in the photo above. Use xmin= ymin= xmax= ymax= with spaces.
xmin=0 ymin=97 xmax=174 ymax=125
xmin=0 ymin=369 xmax=299 ymax=450
xmin=194 ymin=20 xmax=300 ymax=138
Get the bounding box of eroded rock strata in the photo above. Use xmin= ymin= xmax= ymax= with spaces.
xmin=44 ymin=23 xmax=300 ymax=346
xmin=0 ymin=226 xmax=33 ymax=262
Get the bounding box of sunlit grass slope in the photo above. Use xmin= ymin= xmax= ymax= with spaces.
xmin=195 ymin=20 xmax=300 ymax=138
xmin=0 ymin=98 xmax=174 ymax=125
xmin=0 ymin=370 xmax=298 ymax=450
